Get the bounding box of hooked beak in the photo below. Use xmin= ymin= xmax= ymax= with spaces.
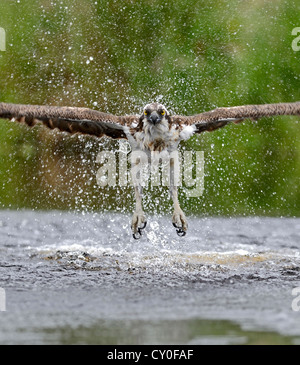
xmin=148 ymin=111 xmax=160 ymax=125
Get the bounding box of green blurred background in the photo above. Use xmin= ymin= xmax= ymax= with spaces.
xmin=0 ymin=0 xmax=300 ymax=216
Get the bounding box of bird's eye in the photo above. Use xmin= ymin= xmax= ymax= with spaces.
xmin=144 ymin=110 xmax=148 ymax=115
xmin=161 ymin=110 xmax=165 ymax=116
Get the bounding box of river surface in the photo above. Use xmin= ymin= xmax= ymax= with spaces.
xmin=0 ymin=210 xmax=300 ymax=344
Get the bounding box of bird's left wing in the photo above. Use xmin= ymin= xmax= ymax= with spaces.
xmin=0 ymin=102 xmax=139 ymax=139
xmin=171 ymin=102 xmax=300 ymax=134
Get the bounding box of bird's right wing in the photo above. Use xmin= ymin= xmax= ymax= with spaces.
xmin=0 ymin=102 xmax=139 ymax=139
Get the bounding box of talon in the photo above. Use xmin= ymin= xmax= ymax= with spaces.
xmin=176 ymin=228 xmax=186 ymax=237
xmin=140 ymin=221 xmax=147 ymax=230
xmin=173 ymin=221 xmax=187 ymax=237
xmin=172 ymin=209 xmax=188 ymax=237
xmin=131 ymin=211 xmax=147 ymax=239
xmin=133 ymin=231 xmax=142 ymax=240
xmin=132 ymin=225 xmax=146 ymax=239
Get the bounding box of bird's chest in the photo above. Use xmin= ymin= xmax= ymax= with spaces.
xmin=135 ymin=124 xmax=179 ymax=152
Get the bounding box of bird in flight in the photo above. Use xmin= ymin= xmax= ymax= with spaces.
xmin=1 ymin=101 xmax=300 ymax=239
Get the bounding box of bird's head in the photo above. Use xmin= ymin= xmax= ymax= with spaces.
xmin=141 ymin=102 xmax=169 ymax=126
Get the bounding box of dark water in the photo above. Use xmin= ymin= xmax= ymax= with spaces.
xmin=1 ymin=210 xmax=300 ymax=344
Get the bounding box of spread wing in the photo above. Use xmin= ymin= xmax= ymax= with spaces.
xmin=171 ymin=102 xmax=300 ymax=133
xmin=0 ymin=102 xmax=139 ymax=139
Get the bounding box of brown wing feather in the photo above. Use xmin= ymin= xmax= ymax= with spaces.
xmin=171 ymin=102 xmax=300 ymax=133
xmin=0 ymin=102 xmax=139 ymax=139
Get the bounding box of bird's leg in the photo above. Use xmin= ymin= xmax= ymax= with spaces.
xmin=130 ymin=150 xmax=148 ymax=239
xmin=131 ymin=185 xmax=147 ymax=239
xmin=170 ymin=157 xmax=188 ymax=236
xmin=170 ymin=185 xmax=188 ymax=236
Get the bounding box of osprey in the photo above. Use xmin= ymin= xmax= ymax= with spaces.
xmin=1 ymin=101 xmax=300 ymax=239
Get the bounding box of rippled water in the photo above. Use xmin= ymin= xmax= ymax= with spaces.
xmin=1 ymin=210 xmax=300 ymax=344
